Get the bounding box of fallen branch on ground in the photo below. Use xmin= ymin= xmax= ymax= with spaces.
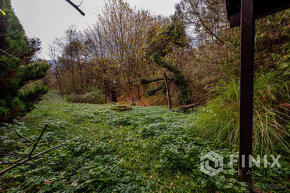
xmin=0 ymin=143 xmax=63 ymax=176
xmin=28 ymin=125 xmax=48 ymax=158
xmin=13 ymin=128 xmax=35 ymax=144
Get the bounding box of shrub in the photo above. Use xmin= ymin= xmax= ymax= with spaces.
xmin=0 ymin=56 xmax=49 ymax=122
xmin=18 ymin=81 xmax=48 ymax=113
xmin=110 ymin=105 xmax=132 ymax=112
xmin=19 ymin=81 xmax=48 ymax=100
xmin=66 ymin=90 xmax=105 ymax=104
xmin=0 ymin=99 xmax=9 ymax=116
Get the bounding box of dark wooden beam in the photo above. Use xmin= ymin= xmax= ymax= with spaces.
xmin=229 ymin=12 xmax=240 ymax=28
xmin=226 ymin=0 xmax=290 ymax=28
xmin=65 ymin=0 xmax=85 ymax=16
xmin=238 ymin=0 xmax=255 ymax=190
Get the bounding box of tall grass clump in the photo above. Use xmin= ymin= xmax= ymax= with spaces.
xmin=195 ymin=71 xmax=289 ymax=154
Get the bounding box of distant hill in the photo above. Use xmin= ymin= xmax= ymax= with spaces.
xmin=47 ymin=60 xmax=58 ymax=66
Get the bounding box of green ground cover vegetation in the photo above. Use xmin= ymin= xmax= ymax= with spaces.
xmin=0 ymin=91 xmax=289 ymax=192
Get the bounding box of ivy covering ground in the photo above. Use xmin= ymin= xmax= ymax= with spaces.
xmin=0 ymin=91 xmax=288 ymax=192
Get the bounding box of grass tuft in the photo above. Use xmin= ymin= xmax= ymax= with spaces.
xmin=195 ymin=71 xmax=289 ymax=154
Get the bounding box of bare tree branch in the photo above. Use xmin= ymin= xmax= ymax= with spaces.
xmin=65 ymin=0 xmax=85 ymax=16
xmin=188 ymin=1 xmax=224 ymax=44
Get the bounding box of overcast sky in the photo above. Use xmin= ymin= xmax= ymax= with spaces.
xmin=11 ymin=0 xmax=180 ymax=59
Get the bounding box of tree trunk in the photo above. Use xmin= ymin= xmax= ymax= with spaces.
xmin=137 ymin=85 xmax=141 ymax=101
xmin=71 ymin=65 xmax=76 ymax=91
xmin=55 ymin=66 xmax=63 ymax=96
xmin=163 ymin=73 xmax=172 ymax=110
xmin=77 ymin=61 xmax=84 ymax=90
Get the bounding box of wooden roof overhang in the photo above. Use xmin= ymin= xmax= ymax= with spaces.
xmin=225 ymin=0 xmax=290 ymax=28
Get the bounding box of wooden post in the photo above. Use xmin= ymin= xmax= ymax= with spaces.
xmin=239 ymin=0 xmax=255 ymax=190
xmin=109 ymin=91 xmax=113 ymax=103
xmin=163 ymin=73 xmax=172 ymax=110
xmin=131 ymin=98 xmax=136 ymax=106
xmin=137 ymin=85 xmax=141 ymax=101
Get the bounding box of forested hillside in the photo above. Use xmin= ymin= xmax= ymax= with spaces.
xmin=0 ymin=0 xmax=289 ymax=192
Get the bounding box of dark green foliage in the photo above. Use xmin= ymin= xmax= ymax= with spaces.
xmin=140 ymin=77 xmax=164 ymax=84
xmin=142 ymin=54 xmax=191 ymax=105
xmin=19 ymin=83 xmax=48 ymax=102
xmin=0 ymin=0 xmax=26 ymax=53
xmin=0 ymin=0 xmax=41 ymax=62
xmin=18 ymin=62 xmax=50 ymax=87
xmin=142 ymin=19 xmax=191 ymax=105
xmin=146 ymin=83 xmax=165 ymax=96
xmin=146 ymin=18 xmax=188 ymax=58
xmin=0 ymin=0 xmax=49 ymax=122
xmin=152 ymin=54 xmax=180 ymax=74
xmin=153 ymin=54 xmax=191 ymax=105
xmin=0 ymin=8 xmax=9 ymax=51
xmin=0 ymin=56 xmax=49 ymax=122
xmin=19 ymin=82 xmax=49 ymax=111
xmin=0 ymin=56 xmax=20 ymax=97
xmin=0 ymin=56 xmax=22 ymax=121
